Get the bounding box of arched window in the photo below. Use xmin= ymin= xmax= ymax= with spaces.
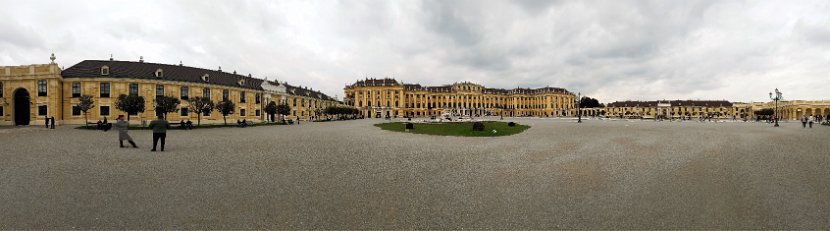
xmin=237 ymin=79 xmax=245 ymax=86
xmin=101 ymin=66 xmax=110 ymax=76
xmin=201 ymin=74 xmax=209 ymax=82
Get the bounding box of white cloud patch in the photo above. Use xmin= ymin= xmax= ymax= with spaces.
xmin=1 ymin=0 xmax=829 ymax=102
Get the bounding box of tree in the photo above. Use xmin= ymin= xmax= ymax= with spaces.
xmin=77 ymin=95 xmax=95 ymax=126
xmin=265 ymin=101 xmax=278 ymax=122
xmin=276 ymin=103 xmax=291 ymax=122
xmin=755 ymin=108 xmax=774 ymax=116
xmin=154 ymin=95 xmax=181 ymax=119
xmin=188 ymin=96 xmax=215 ymax=126
xmin=115 ymin=94 xmax=146 ymax=121
xmin=579 ymin=97 xmax=602 ymax=108
xmin=215 ymin=100 xmax=236 ymax=125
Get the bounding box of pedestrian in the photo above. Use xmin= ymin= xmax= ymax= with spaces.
xmin=44 ymin=116 xmax=49 ymax=128
xmin=50 ymin=116 xmax=55 ymax=129
xmin=801 ymin=115 xmax=808 ymax=128
xmin=114 ymin=115 xmax=138 ymax=148
xmin=149 ymin=114 xmax=169 ymax=152
xmin=809 ymin=115 xmax=814 ymax=128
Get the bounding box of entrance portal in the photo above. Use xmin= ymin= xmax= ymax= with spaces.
xmin=13 ymin=88 xmax=31 ymax=125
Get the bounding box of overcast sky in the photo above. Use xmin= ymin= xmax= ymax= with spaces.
xmin=1 ymin=0 xmax=828 ymax=102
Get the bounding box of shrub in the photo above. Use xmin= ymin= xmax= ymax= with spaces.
xmin=472 ymin=122 xmax=485 ymax=131
xmin=508 ymin=122 xmax=516 ymax=127
xmin=405 ymin=122 xmax=414 ymax=130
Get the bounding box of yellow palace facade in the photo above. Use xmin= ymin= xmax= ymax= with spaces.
xmin=0 ymin=55 xmax=342 ymax=126
xmin=344 ymin=78 xmax=577 ymax=118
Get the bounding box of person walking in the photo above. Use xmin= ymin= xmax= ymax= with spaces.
xmin=114 ymin=115 xmax=138 ymax=148
xmin=801 ymin=115 xmax=808 ymax=128
xmin=809 ymin=115 xmax=815 ymax=128
xmin=149 ymin=115 xmax=169 ymax=152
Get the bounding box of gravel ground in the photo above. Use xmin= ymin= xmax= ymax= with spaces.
xmin=1 ymin=118 xmax=828 ymax=229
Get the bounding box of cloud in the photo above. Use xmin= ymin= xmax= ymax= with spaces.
xmin=1 ymin=0 xmax=829 ymax=102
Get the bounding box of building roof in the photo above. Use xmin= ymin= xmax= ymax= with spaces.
xmin=62 ymin=60 xmax=264 ymax=90
xmin=62 ymin=60 xmax=337 ymax=101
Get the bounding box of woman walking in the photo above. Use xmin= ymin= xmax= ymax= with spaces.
xmin=115 ymin=115 xmax=138 ymax=148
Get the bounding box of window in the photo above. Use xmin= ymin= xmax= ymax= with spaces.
xmin=222 ymin=89 xmax=229 ymax=101
xmin=180 ymin=86 xmax=189 ymax=100
xmin=0 ymin=82 xmax=3 ymax=97
xmin=255 ymin=93 xmax=261 ymax=104
xmin=203 ymin=110 xmax=210 ymax=116
xmin=38 ymin=105 xmax=48 ymax=116
xmin=255 ymin=109 xmax=261 ymax=117
xmin=72 ymin=105 xmax=81 ymax=116
xmin=0 ymin=106 xmax=3 ymax=116
xmin=100 ymin=82 xmax=110 ymax=98
xmin=101 ymin=66 xmax=109 ymax=75
xmin=155 ymin=69 xmax=164 ymax=78
xmin=180 ymin=108 xmax=189 ymax=117
xmin=71 ymin=82 xmax=81 ymax=97
xmin=203 ymin=88 xmax=210 ymax=99
xmin=129 ymin=83 xmax=139 ymax=96
xmin=156 ymin=85 xmax=164 ymax=96
xmin=201 ymin=74 xmax=210 ymax=82
xmin=38 ymin=80 xmax=47 ymax=96
xmin=240 ymin=109 xmax=246 ymax=116
xmin=100 ymin=106 xmax=110 ymax=116
xmin=240 ymin=92 xmax=246 ymax=103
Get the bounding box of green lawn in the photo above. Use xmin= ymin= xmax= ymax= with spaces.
xmin=374 ymin=121 xmax=530 ymax=137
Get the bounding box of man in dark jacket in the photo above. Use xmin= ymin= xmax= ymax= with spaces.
xmin=149 ymin=115 xmax=170 ymax=152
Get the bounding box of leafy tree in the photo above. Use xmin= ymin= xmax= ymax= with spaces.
xmin=115 ymin=94 xmax=145 ymax=121
xmin=265 ymin=101 xmax=278 ymax=122
xmin=579 ymin=97 xmax=602 ymax=108
xmin=754 ymin=108 xmax=774 ymax=116
xmin=77 ymin=95 xmax=95 ymax=126
xmin=215 ymin=100 xmax=236 ymax=125
xmin=154 ymin=95 xmax=181 ymax=119
xmin=188 ymin=96 xmax=215 ymax=126
xmin=276 ymin=103 xmax=291 ymax=122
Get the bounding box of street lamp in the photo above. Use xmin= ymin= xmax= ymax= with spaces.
xmin=769 ymin=88 xmax=782 ymax=127
xmin=576 ymin=92 xmax=582 ymax=123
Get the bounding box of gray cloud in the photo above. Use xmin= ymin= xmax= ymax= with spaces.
xmin=1 ymin=0 xmax=829 ymax=102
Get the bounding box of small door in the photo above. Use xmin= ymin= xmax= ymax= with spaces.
xmin=13 ymin=89 xmax=31 ymax=125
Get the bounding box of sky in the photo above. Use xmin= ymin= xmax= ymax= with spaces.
xmin=1 ymin=0 xmax=829 ymax=103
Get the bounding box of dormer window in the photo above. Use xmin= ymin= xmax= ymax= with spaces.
xmin=201 ymin=74 xmax=209 ymax=82
xmin=155 ymin=69 xmax=163 ymax=78
xmin=101 ymin=66 xmax=110 ymax=76
xmin=237 ymin=79 xmax=245 ymax=86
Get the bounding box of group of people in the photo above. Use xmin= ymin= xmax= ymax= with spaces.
xmin=43 ymin=116 xmax=56 ymax=129
xmin=801 ymin=115 xmax=824 ymax=128
xmin=179 ymin=120 xmax=194 ymax=130
xmin=96 ymin=118 xmax=112 ymax=131
xmin=115 ymin=114 xmax=170 ymax=152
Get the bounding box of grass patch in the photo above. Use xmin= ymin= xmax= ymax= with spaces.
xmin=374 ymin=121 xmax=530 ymax=137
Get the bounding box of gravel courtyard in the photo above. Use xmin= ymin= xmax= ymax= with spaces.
xmin=1 ymin=118 xmax=828 ymax=229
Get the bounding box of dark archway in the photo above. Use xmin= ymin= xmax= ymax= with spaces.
xmin=13 ymin=88 xmax=31 ymax=125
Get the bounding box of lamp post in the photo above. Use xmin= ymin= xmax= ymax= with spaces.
xmin=576 ymin=92 xmax=582 ymax=123
xmin=769 ymin=88 xmax=782 ymax=127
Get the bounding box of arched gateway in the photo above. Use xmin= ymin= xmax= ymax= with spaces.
xmin=13 ymin=88 xmax=31 ymax=125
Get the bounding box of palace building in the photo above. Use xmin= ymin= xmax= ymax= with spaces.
xmin=602 ymin=100 xmax=752 ymax=119
xmin=593 ymin=99 xmax=830 ymax=120
xmin=0 ymin=54 xmax=342 ymax=126
xmin=343 ymin=78 xmax=577 ymax=118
